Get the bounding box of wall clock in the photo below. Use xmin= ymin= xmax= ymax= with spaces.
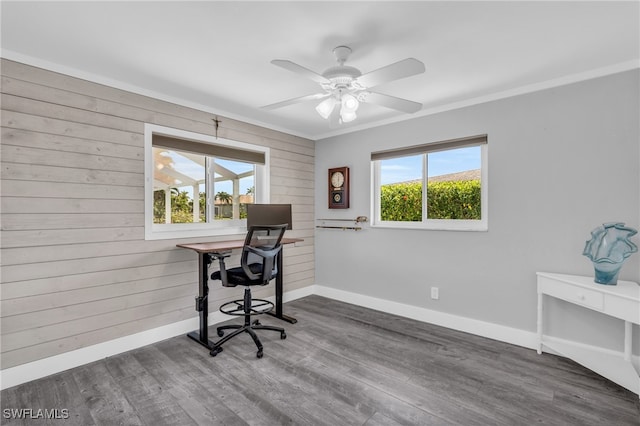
xmin=328 ymin=167 xmax=349 ymax=209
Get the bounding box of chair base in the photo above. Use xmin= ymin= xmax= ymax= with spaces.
xmin=210 ymin=288 xmax=286 ymax=358
xmin=210 ymin=319 xmax=286 ymax=358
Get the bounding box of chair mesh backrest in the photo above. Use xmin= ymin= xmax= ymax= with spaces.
xmin=241 ymin=224 xmax=288 ymax=284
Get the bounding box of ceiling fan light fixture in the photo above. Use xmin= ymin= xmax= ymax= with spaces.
xmin=316 ymin=97 xmax=337 ymax=119
xmin=341 ymin=93 xmax=359 ymax=112
xmin=340 ymin=109 xmax=357 ymax=123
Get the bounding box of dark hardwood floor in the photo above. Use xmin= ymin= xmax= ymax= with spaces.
xmin=2 ymin=295 xmax=639 ymax=425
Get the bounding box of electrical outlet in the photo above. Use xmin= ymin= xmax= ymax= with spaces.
xmin=430 ymin=287 xmax=439 ymax=300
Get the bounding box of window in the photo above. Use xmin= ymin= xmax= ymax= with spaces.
xmin=145 ymin=124 xmax=270 ymax=240
xmin=371 ymin=135 xmax=488 ymax=231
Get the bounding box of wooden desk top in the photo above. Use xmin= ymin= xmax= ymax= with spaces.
xmin=177 ymin=238 xmax=303 ymax=254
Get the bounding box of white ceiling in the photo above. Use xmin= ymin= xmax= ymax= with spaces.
xmin=2 ymin=1 xmax=639 ymax=140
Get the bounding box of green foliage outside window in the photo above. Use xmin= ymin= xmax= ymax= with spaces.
xmin=153 ymin=189 xmax=251 ymax=223
xmin=380 ymin=182 xmax=423 ymax=221
xmin=380 ymin=180 xmax=481 ymax=221
xmin=153 ymin=190 xmax=206 ymax=223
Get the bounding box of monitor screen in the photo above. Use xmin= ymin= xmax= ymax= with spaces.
xmin=246 ymin=204 xmax=292 ymax=230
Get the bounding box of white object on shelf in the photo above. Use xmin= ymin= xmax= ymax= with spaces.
xmin=536 ymin=272 xmax=639 ymax=395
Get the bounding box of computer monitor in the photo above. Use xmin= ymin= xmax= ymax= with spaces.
xmin=246 ymin=204 xmax=292 ymax=230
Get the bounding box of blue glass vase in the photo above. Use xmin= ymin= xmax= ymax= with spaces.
xmin=583 ymin=222 xmax=638 ymax=285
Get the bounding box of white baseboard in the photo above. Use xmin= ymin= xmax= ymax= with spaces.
xmin=2 ymin=283 xmax=637 ymax=393
xmin=0 ymin=285 xmax=315 ymax=390
xmin=313 ymin=285 xmax=539 ymax=350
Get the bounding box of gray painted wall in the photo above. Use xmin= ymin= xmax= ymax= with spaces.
xmin=315 ymin=70 xmax=639 ymax=354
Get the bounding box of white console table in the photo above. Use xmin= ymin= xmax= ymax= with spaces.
xmin=536 ymin=272 xmax=639 ymax=395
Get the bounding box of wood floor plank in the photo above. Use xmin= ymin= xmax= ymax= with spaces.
xmin=285 ymin=353 xmax=452 ymax=425
xmin=1 ymin=295 xmax=638 ymax=425
xmin=132 ymin=344 xmax=248 ymax=425
xmin=104 ymin=352 xmax=197 ymax=425
xmin=30 ymin=373 xmax=94 ymax=425
xmin=364 ymin=411 xmax=407 ymax=426
xmin=158 ymin=333 xmax=303 ymax=425
xmin=71 ymin=361 xmax=142 ymax=426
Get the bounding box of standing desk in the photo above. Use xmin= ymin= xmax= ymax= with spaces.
xmin=177 ymin=238 xmax=302 ymax=350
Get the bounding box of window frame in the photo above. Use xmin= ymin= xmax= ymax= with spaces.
xmin=144 ymin=123 xmax=270 ymax=240
xmin=370 ymin=136 xmax=488 ymax=232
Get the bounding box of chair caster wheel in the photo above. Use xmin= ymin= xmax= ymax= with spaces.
xmin=280 ymin=332 xmax=287 ymax=340
xmin=210 ymin=346 xmax=223 ymax=357
xmin=252 ymin=320 xmax=261 ymax=326
xmin=257 ymin=350 xmax=263 ymax=358
xmin=217 ymin=330 xmax=224 ymax=337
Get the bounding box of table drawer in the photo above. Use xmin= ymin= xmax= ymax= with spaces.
xmin=539 ymin=277 xmax=604 ymax=311
xmin=605 ymin=295 xmax=640 ymax=324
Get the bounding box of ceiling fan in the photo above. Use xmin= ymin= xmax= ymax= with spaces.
xmin=263 ymin=46 xmax=425 ymax=124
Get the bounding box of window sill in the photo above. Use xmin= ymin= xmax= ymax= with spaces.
xmin=145 ymin=223 xmax=247 ymax=240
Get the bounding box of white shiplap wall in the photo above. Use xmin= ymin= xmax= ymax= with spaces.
xmin=0 ymin=59 xmax=315 ymax=369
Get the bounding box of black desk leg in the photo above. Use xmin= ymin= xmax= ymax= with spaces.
xmin=266 ymin=252 xmax=297 ymax=324
xmin=187 ymin=252 xmax=216 ymax=349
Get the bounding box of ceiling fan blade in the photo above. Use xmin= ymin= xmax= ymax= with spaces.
xmin=262 ymin=93 xmax=329 ymax=110
xmin=363 ymin=92 xmax=423 ymax=113
xmin=356 ymin=58 xmax=425 ymax=88
xmin=271 ymin=59 xmax=331 ymax=84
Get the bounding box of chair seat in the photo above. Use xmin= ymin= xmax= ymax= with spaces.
xmin=211 ymin=263 xmax=267 ymax=286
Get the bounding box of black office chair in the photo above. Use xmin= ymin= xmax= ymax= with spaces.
xmin=209 ymin=224 xmax=288 ymax=358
